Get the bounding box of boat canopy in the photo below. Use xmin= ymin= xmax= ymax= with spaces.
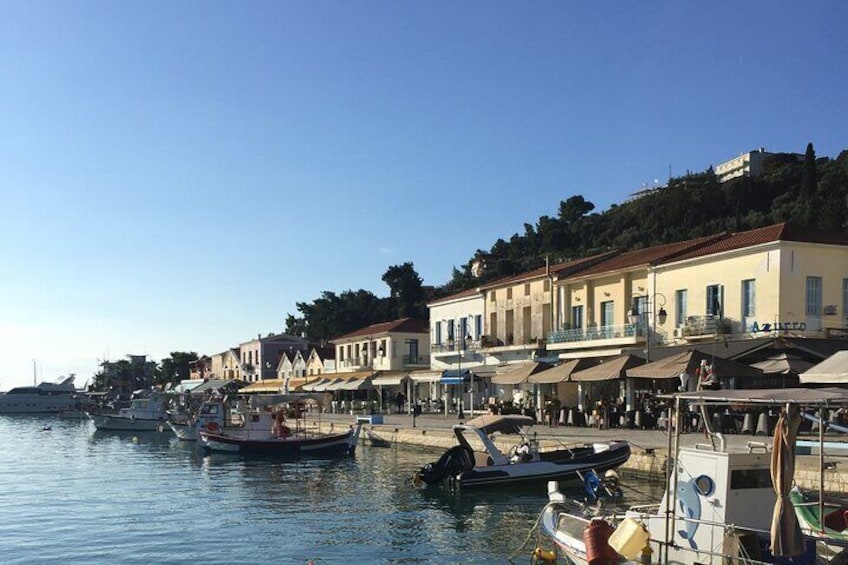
xmin=461 ymin=414 xmax=535 ymax=435
xmin=661 ymin=387 xmax=848 ymax=407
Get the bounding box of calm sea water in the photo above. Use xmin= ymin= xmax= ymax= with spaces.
xmin=0 ymin=416 xmax=659 ymax=564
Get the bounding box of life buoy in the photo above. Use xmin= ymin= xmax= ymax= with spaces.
xmin=207 ymin=421 xmax=219 ymax=432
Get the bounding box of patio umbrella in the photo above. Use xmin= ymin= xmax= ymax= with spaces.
xmin=770 ymin=404 xmax=804 ymax=556
xmin=751 ymin=353 xmax=815 ymax=374
xmin=626 ymin=350 xmax=762 ymax=380
xmin=799 ymin=351 xmax=848 ymax=384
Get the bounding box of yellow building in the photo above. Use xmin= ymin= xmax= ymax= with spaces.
xmin=549 ymin=223 xmax=848 ymax=358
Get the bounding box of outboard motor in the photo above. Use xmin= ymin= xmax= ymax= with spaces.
xmin=413 ymin=445 xmax=474 ymax=486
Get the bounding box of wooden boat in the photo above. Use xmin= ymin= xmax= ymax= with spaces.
xmin=412 ymin=414 xmax=630 ymax=489
xmin=199 ymin=408 xmax=361 ymax=457
xmin=538 ymin=388 xmax=848 ymax=564
xmin=367 ymin=428 xmax=393 ymax=448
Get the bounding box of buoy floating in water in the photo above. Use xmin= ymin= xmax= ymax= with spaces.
xmin=532 ymin=547 xmax=556 ymax=563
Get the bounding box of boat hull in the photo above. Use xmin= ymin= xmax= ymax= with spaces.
xmin=89 ymin=414 xmax=166 ymax=432
xmin=199 ymin=426 xmax=361 ymax=458
xmin=459 ymin=442 xmax=631 ymax=489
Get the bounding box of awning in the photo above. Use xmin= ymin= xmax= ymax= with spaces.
xmin=191 ymin=379 xmax=243 ymax=394
xmin=491 ymin=362 xmax=552 ymax=385
xmin=173 ymin=379 xmax=205 ymax=393
xmin=529 ymin=358 xmax=598 ymax=383
xmin=337 ymin=377 xmax=372 ymax=391
xmin=300 ymin=378 xmax=328 ymax=392
xmin=240 ymin=379 xmax=287 ymax=393
xmin=312 ymin=378 xmax=341 ymax=392
xmin=441 ymin=369 xmax=470 ymax=385
xmin=409 ymin=370 xmax=443 ymax=383
xmin=571 ymin=355 xmax=645 ymax=382
xmin=626 ymin=350 xmax=762 ymax=380
xmin=371 ymin=372 xmax=410 ymax=387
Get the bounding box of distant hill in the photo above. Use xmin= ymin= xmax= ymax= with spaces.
xmin=442 ymin=144 xmax=848 ymax=294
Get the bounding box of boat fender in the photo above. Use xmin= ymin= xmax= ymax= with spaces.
xmin=583 ymin=518 xmax=617 ymax=564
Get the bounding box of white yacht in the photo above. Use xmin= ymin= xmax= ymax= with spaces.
xmin=0 ymin=376 xmax=80 ymax=414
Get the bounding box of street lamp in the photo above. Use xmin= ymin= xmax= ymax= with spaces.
xmin=628 ymin=293 xmax=668 ymax=362
xmin=627 ymin=293 xmax=667 ymax=415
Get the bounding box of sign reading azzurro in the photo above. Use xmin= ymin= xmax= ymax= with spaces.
xmin=749 ymin=321 xmax=807 ymax=332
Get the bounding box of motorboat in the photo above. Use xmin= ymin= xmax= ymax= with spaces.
xmin=412 ymin=414 xmax=630 ymax=489
xmin=88 ymin=391 xmax=170 ymax=432
xmin=538 ymin=388 xmax=848 ymax=564
xmin=199 ymin=406 xmax=362 ymax=457
xmin=167 ymin=398 xmax=246 ymax=441
xmin=0 ymin=375 xmax=80 ymax=414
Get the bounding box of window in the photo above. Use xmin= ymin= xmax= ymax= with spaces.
xmin=571 ymin=305 xmax=583 ymax=330
xmin=806 ymin=277 xmax=822 ymax=316
xmin=460 ymin=317 xmax=468 ymax=341
xmin=507 ymin=287 xmax=513 ymax=299
xmin=435 ymin=321 xmax=442 ymax=345
xmin=706 ymin=284 xmax=724 ymax=317
xmin=675 ymin=290 xmax=688 ymax=327
xmin=447 ymin=320 xmax=455 ymax=341
xmin=524 ymin=283 xmax=530 ymax=296
xmin=544 ymin=279 xmax=550 ymax=292
xmin=474 ymin=315 xmax=482 ymax=339
xmin=490 ymin=291 xmax=496 ymax=302
xmin=600 ymin=301 xmax=614 ymax=327
xmin=742 ymin=280 xmax=756 ymax=317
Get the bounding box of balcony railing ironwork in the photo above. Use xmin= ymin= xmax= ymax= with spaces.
xmin=547 ymin=323 xmax=642 ymax=345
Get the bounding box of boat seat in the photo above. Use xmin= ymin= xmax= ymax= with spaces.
xmin=823 ymin=509 xmax=848 ymax=532
xmin=474 ymin=452 xmax=494 ymax=467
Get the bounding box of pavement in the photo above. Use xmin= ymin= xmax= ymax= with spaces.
xmin=305 ymin=409 xmax=783 ymax=453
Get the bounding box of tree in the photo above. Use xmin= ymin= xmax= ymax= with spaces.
xmin=156 ymin=352 xmax=198 ymax=388
xmin=382 ymin=262 xmax=427 ymax=319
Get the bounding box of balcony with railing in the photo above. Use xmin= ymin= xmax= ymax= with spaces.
xmin=680 ymin=315 xmax=730 ymax=338
xmin=547 ymin=322 xmax=644 ymax=351
xmin=402 ymin=354 xmax=430 ymax=367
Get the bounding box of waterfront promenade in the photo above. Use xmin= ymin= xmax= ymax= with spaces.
xmin=305 ymin=410 xmax=848 ymax=494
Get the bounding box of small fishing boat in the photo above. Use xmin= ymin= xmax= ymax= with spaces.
xmin=88 ymin=391 xmax=170 ymax=432
xmin=537 ymin=388 xmax=848 ymax=564
xmin=412 ymin=414 xmax=630 ymax=489
xmin=167 ymin=399 xmax=246 ymax=441
xmin=199 ymin=408 xmax=362 ymax=458
xmin=367 ymin=428 xmax=393 ymax=448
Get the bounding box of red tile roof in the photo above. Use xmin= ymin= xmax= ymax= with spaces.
xmin=477 ymin=251 xmax=620 ymax=291
xmin=571 ymin=234 xmax=725 ymax=277
xmin=331 ymin=317 xmax=429 ymax=341
xmin=657 ymin=223 xmax=848 ymax=264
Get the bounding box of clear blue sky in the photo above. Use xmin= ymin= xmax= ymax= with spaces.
xmin=2 ymin=1 xmax=846 ymax=389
